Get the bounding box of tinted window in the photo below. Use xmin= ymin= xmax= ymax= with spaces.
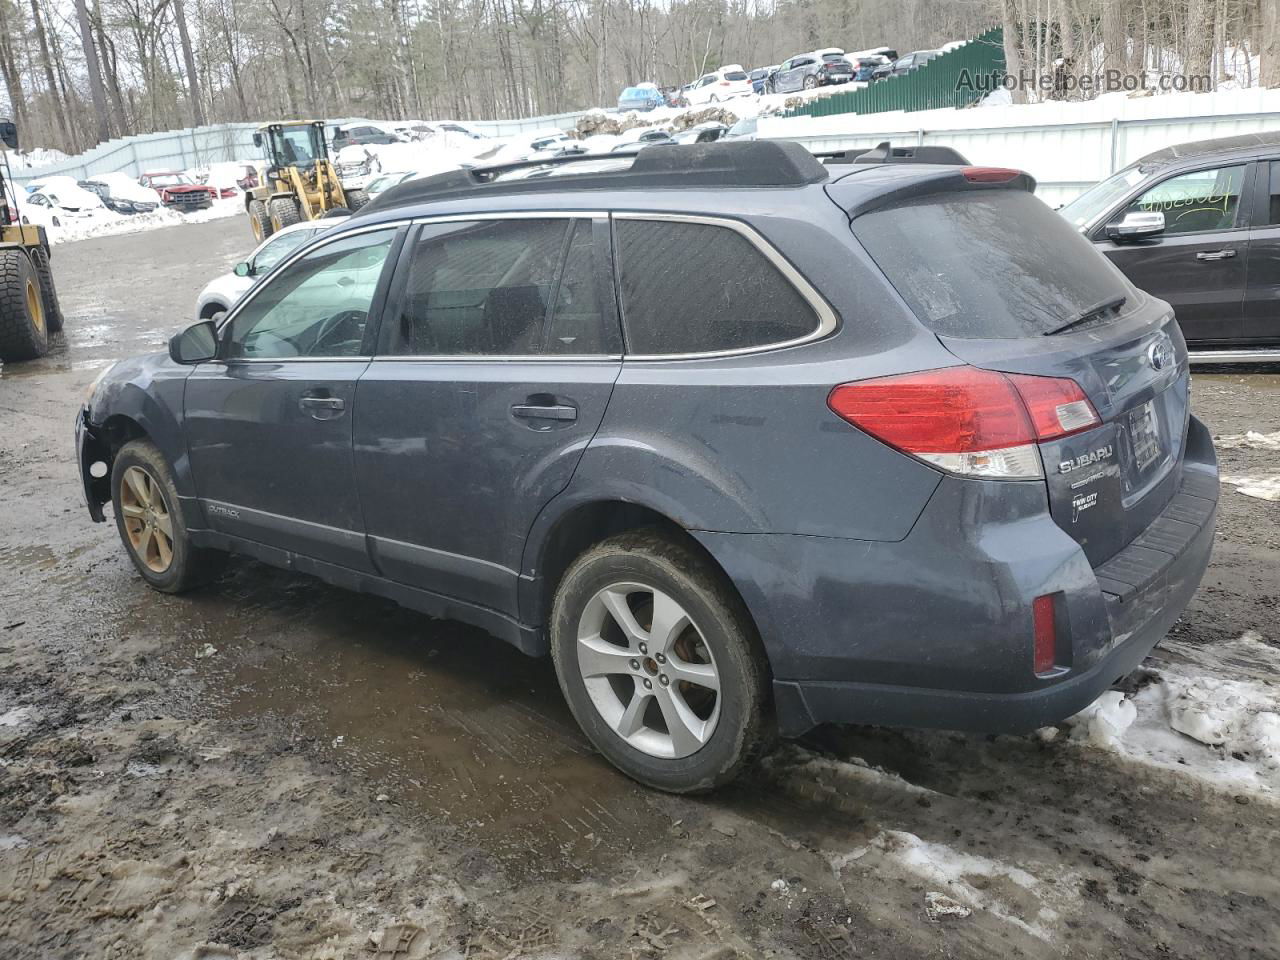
xmin=1268 ymin=161 xmax=1280 ymax=225
xmin=853 ymin=190 xmax=1133 ymax=339
xmin=724 ymin=71 xmax=748 ymax=81
xmin=1123 ymin=165 xmax=1245 ymax=234
xmin=226 ymin=229 xmax=395 ymax=359
xmin=616 ymin=219 xmax=820 ymax=354
xmin=385 ymin=218 xmax=617 ymax=356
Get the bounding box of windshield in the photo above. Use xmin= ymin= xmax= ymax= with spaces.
xmin=1058 ymin=165 xmax=1148 ymax=229
xmin=272 ymin=126 xmax=318 ymax=166
xmin=151 ymin=174 xmax=193 ymax=187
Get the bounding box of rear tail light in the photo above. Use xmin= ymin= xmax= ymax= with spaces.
xmin=719 ymin=81 xmax=730 ymax=86
xmin=1032 ymin=594 xmax=1058 ymax=674
xmin=827 ymin=366 xmax=1100 ymax=480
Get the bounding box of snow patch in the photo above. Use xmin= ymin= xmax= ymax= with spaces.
xmin=835 ymin=830 xmax=1063 ymax=940
xmin=775 ymin=746 xmax=936 ymax=796
xmin=1066 ymin=690 xmax=1137 ymax=747
xmin=1214 ymin=430 xmax=1280 ymax=451
xmin=1221 ymin=474 xmax=1280 ymax=502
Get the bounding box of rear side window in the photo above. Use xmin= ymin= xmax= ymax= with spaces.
xmin=385 ymin=218 xmax=618 ymax=356
xmin=853 ymin=190 xmax=1133 ymax=339
xmin=615 ymin=218 xmax=821 ymax=354
xmin=1267 ymin=161 xmax=1280 ymax=225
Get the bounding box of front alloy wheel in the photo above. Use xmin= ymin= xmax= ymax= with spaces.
xmin=576 ymin=582 xmax=720 ymax=758
xmin=119 ymin=465 xmax=174 ymax=573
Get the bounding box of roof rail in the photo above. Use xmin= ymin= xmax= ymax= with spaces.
xmin=359 ymin=141 xmax=829 ymax=213
xmin=817 ymin=141 xmax=970 ymax=166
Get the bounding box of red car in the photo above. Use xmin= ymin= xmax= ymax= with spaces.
xmin=138 ymin=171 xmax=215 ymax=211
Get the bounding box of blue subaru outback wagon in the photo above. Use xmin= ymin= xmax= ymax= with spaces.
xmin=77 ymin=142 xmax=1218 ymax=792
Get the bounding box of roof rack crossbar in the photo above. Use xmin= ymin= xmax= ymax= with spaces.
xmin=816 ymin=141 xmax=970 ymax=166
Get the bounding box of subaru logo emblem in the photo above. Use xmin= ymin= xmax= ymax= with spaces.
xmin=1147 ymin=335 xmax=1174 ymax=371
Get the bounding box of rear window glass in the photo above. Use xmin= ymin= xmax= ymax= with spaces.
xmin=724 ymin=71 xmax=749 ymax=81
xmin=852 ymin=190 xmax=1133 ymax=339
xmin=616 ymin=219 xmax=820 ymax=354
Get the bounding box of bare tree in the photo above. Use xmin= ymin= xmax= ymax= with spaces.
xmin=75 ymin=0 xmax=113 ymax=140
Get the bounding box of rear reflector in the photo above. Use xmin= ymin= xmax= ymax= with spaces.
xmin=827 ymin=366 xmax=1100 ymax=480
xmin=1032 ymin=594 xmax=1057 ymax=674
xmin=962 ymin=166 xmax=1021 ymax=183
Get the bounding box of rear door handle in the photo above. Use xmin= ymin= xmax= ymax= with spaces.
xmin=1196 ymin=249 xmax=1236 ymax=261
xmin=299 ymin=395 xmax=345 ymax=419
xmin=511 ymin=403 xmax=577 ymax=422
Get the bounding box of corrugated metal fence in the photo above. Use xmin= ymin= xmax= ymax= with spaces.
xmin=785 ymin=28 xmax=1005 ymax=118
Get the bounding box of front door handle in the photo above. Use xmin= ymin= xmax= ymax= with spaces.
xmin=511 ymin=403 xmax=577 ymax=422
xmin=299 ymin=395 xmax=345 ymax=419
xmin=1196 ymin=249 xmax=1236 ymax=261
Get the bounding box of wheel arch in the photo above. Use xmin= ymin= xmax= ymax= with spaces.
xmin=519 ymin=497 xmax=767 ymax=670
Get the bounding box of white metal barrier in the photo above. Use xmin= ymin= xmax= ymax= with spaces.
xmin=761 ymin=88 xmax=1280 ymax=208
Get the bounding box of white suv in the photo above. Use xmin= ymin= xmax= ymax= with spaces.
xmin=684 ymin=65 xmax=754 ymax=104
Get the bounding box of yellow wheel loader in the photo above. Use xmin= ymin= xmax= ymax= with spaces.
xmin=0 ymin=118 xmax=63 ymax=364
xmin=244 ymin=121 xmax=369 ymax=241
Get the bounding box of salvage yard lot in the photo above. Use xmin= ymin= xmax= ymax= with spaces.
xmin=1 ymin=216 xmax=1279 ymax=959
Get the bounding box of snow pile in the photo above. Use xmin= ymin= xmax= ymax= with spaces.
xmin=46 ymin=196 xmax=241 ymax=245
xmin=835 ymin=830 xmax=1063 ymax=940
xmin=7 ymin=147 xmax=68 ymax=170
xmin=1214 ymin=430 xmax=1280 ymax=451
xmin=1065 ymin=689 xmax=1136 ymax=747
xmin=1059 ymin=650 xmax=1280 ymax=796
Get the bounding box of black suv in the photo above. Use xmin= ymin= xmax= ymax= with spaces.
xmin=1059 ymin=131 xmax=1280 ymax=355
xmin=77 ymin=142 xmax=1217 ymax=792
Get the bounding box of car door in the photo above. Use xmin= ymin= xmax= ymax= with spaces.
xmin=1243 ymin=158 xmax=1280 ymax=344
xmin=353 ymin=215 xmax=623 ymax=616
xmin=784 ymin=58 xmax=813 ymax=91
xmin=184 ymin=225 xmax=403 ymax=570
xmin=1092 ymin=162 xmax=1250 ymax=344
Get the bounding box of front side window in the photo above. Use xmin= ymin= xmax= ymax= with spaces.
xmin=225 ymin=229 xmax=396 ymax=359
xmin=615 ymin=218 xmax=821 ymax=355
xmin=1123 ymin=165 xmax=1246 ymax=234
xmin=385 ymin=218 xmax=618 ymax=356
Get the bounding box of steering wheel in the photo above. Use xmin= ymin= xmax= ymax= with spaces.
xmin=312 ymin=309 xmax=367 ymax=353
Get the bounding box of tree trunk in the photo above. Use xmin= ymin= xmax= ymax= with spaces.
xmin=1184 ymin=0 xmax=1216 ymax=85
xmin=1263 ymin=0 xmax=1280 ymax=87
xmin=93 ymin=0 xmax=130 ymax=135
xmin=0 ymin=0 xmax=29 ymax=130
xmin=72 ymin=0 xmax=111 ymax=142
xmin=29 ymin=0 xmax=73 ymax=150
xmin=173 ymin=0 xmax=206 ymax=125
xmin=1001 ymin=0 xmax=1028 ymax=103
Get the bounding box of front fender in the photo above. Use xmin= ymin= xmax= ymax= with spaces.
xmin=86 ymin=353 xmax=195 ymax=499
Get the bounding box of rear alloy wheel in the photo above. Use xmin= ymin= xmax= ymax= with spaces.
xmin=0 ymin=249 xmax=48 ymax=362
xmin=29 ymin=246 xmax=63 ymax=334
xmin=111 ymin=440 xmax=224 ymax=593
xmin=551 ymin=529 xmax=772 ymax=792
xmin=269 ymin=196 xmax=302 ymax=231
xmin=247 ymin=199 xmax=272 ymax=241
xmin=803 ymin=75 xmax=819 ymax=89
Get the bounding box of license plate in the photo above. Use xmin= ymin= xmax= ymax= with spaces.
xmin=829 ymin=74 xmax=851 ymax=81
xmin=1129 ymin=399 xmax=1162 ymax=471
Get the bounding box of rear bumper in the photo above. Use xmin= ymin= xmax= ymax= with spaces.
xmin=695 ymin=415 xmax=1219 ymax=737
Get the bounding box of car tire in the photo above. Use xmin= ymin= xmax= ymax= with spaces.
xmin=29 ymin=246 xmax=64 ymax=334
xmin=268 ymin=196 xmax=302 ymax=231
xmin=0 ymin=249 xmax=49 ymax=362
xmin=111 ymin=440 xmax=225 ymax=594
xmin=550 ymin=528 xmax=773 ymax=793
xmin=803 ymin=75 xmax=819 ymax=89
xmin=344 ymin=188 xmax=370 ymax=210
xmin=247 ymin=199 xmax=272 ymax=241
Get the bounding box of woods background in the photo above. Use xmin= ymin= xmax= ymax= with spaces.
xmin=0 ymin=0 xmax=1278 ymax=155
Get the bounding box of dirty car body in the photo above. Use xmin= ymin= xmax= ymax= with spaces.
xmin=76 ymin=141 xmax=1218 ymax=790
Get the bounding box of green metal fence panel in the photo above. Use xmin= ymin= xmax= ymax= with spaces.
xmin=785 ymin=27 xmax=1007 ymax=119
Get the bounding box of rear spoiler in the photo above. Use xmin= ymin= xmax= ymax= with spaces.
xmin=826 ymin=158 xmax=1038 ymax=219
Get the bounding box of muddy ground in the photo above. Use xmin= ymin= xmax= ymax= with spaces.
xmin=1 ymin=217 xmax=1278 ymax=960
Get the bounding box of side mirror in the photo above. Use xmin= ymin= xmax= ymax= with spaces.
xmin=169 ymin=320 xmax=219 ymax=365
xmin=1106 ymin=210 xmax=1165 ymax=241
xmin=0 ymin=121 xmax=17 ymax=151
xmin=252 ymin=132 xmax=263 ymax=148
xmin=233 ymin=261 xmax=252 ymax=277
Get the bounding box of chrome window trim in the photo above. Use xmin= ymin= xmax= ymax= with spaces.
xmin=371 ymin=355 xmax=622 ymax=363
xmin=611 ymin=212 xmax=839 ymax=361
